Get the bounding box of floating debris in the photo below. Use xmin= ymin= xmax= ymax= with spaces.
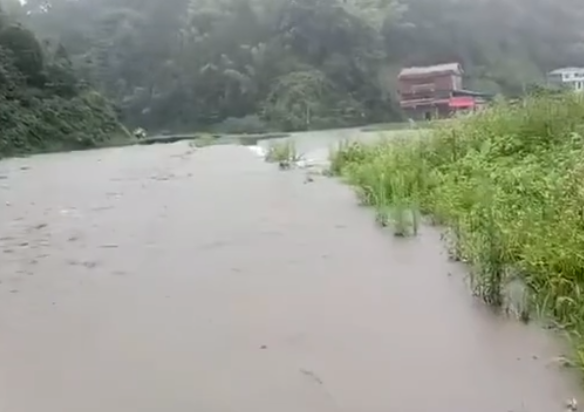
xmin=566 ymin=398 xmax=578 ymax=411
xmin=278 ymin=160 xmax=292 ymax=170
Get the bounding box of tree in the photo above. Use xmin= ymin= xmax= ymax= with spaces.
xmin=0 ymin=0 xmax=128 ymax=157
xmin=17 ymin=0 xmax=584 ymax=132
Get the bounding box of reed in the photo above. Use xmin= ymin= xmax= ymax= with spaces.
xmin=330 ymin=93 xmax=584 ymax=369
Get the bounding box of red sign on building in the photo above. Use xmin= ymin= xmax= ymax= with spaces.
xmin=448 ymin=96 xmax=476 ymax=109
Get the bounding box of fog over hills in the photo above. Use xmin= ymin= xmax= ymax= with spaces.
xmin=2 ymin=0 xmax=584 ymax=135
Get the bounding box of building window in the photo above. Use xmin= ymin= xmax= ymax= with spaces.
xmin=411 ymin=83 xmax=435 ymax=93
xmin=547 ymin=73 xmax=562 ymax=85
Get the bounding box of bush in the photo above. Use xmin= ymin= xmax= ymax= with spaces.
xmin=0 ymin=20 xmax=129 ymax=158
xmin=0 ymin=91 xmax=129 ymax=157
xmin=330 ymin=93 xmax=584 ymax=368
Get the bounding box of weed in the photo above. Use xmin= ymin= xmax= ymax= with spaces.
xmin=331 ymin=137 xmax=422 ymax=237
xmin=329 ymin=93 xmax=584 ymax=370
xmin=265 ymin=140 xmax=303 ymax=169
xmin=189 ymin=133 xmax=216 ymax=148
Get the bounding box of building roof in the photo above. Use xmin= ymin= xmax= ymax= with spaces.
xmin=398 ymin=62 xmax=462 ymax=78
xmin=549 ymin=67 xmax=584 ymax=75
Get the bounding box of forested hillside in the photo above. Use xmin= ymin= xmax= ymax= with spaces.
xmin=7 ymin=0 xmax=584 ymax=134
xmin=0 ymin=0 xmax=128 ymax=157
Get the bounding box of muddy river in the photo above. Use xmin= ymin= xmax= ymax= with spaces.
xmin=0 ymin=130 xmax=581 ymax=412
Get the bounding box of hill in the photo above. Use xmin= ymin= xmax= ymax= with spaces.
xmin=0 ymin=1 xmax=129 ymax=158
xmin=17 ymin=0 xmax=584 ymax=133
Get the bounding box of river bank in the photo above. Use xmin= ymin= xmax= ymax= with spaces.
xmin=330 ymin=93 xmax=584 ymax=374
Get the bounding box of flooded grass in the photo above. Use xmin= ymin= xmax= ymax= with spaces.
xmin=360 ymin=119 xmax=452 ymax=133
xmin=329 ymin=93 xmax=584 ymax=372
xmin=141 ymin=132 xmax=290 ymax=147
xmin=189 ymin=133 xmax=218 ymax=148
xmin=265 ymin=140 xmax=303 ymax=169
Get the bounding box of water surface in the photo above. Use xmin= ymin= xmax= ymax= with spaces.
xmin=0 ymin=134 xmax=579 ymax=412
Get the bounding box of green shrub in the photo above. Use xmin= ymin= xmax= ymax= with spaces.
xmin=0 ymin=90 xmax=129 ymax=157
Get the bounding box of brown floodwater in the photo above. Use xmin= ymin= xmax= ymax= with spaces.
xmin=0 ymin=137 xmax=581 ymax=412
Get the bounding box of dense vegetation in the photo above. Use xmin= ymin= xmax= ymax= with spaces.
xmin=16 ymin=0 xmax=584 ymax=133
xmin=330 ymin=93 xmax=584 ymax=369
xmin=0 ymin=1 xmax=128 ymax=158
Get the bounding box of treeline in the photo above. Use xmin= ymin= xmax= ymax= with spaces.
xmin=9 ymin=0 xmax=584 ymax=134
xmin=0 ymin=0 xmax=128 ymax=157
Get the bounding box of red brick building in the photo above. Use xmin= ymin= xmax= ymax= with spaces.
xmin=397 ymin=62 xmax=488 ymax=120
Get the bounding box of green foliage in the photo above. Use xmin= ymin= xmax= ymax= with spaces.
xmin=14 ymin=0 xmax=584 ymax=133
xmin=330 ymin=93 xmax=584 ymax=367
xmin=0 ymin=3 xmax=128 ymax=158
xmin=20 ymin=0 xmax=405 ymax=132
xmin=265 ymin=139 xmax=302 ymax=168
xmin=262 ymin=69 xmax=364 ymax=131
xmin=0 ymin=24 xmax=45 ymax=86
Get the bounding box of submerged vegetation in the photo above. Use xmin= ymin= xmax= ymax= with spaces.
xmin=265 ymin=140 xmax=302 ymax=169
xmin=330 ymin=93 xmax=584 ymax=367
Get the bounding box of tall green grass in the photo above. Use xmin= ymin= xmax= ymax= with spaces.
xmin=330 ymin=93 xmax=584 ymax=368
xmin=265 ymin=140 xmax=303 ymax=169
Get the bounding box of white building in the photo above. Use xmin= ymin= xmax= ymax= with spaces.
xmin=547 ymin=67 xmax=584 ymax=92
